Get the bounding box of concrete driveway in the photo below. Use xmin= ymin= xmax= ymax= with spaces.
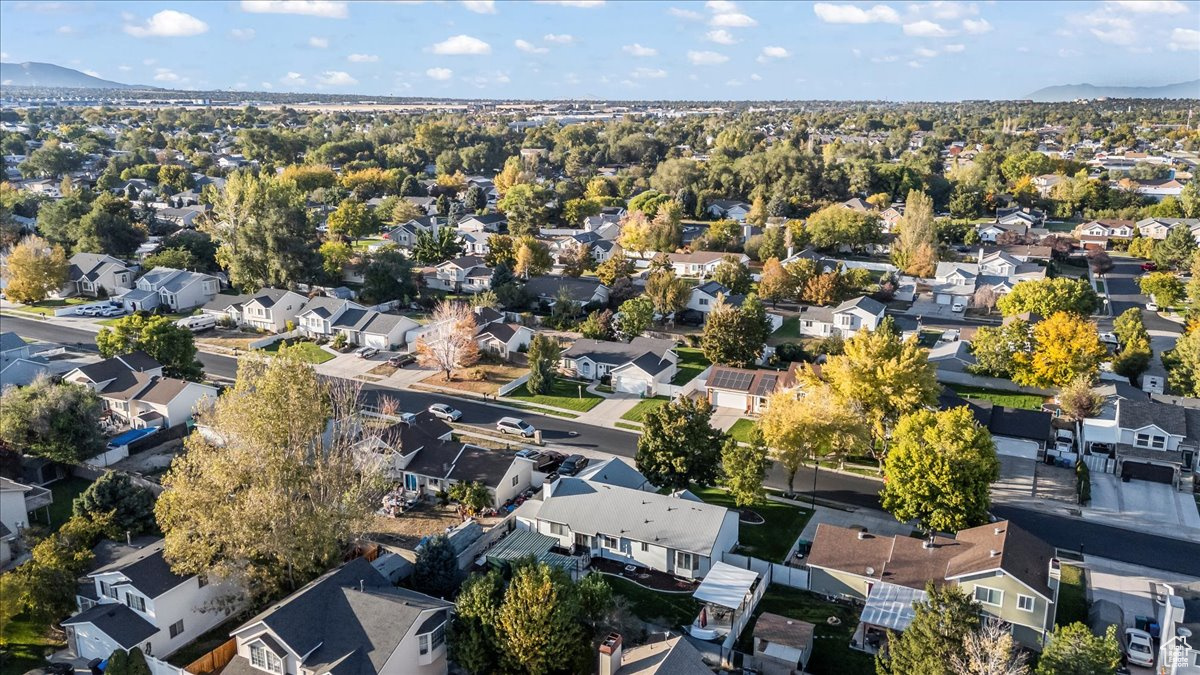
xmin=1090 ymin=473 xmax=1200 ymax=530
xmin=992 ymin=454 xmax=1035 ymax=500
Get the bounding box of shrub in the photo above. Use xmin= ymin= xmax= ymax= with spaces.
xmin=1076 ymin=461 xmax=1091 ymax=505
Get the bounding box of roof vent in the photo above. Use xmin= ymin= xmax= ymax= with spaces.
xmin=857 ymin=531 xmax=868 ymax=540
xmin=994 ymin=527 xmax=1002 ymax=535
xmin=990 ymin=549 xmax=1000 ymax=558
xmin=922 ymin=539 xmax=934 ymax=549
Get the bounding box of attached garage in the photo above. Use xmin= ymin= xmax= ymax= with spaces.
xmin=710 ymin=389 xmax=749 ymax=411
xmin=1120 ymin=461 xmax=1175 ymax=484
xmin=613 ymin=374 xmax=648 ymax=396
xmin=994 ymin=436 xmax=1040 ymax=460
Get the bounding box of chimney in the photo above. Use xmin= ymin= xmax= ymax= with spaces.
xmin=994 ymin=527 xmax=1002 ymax=536
xmin=598 ymin=633 xmax=623 ymax=675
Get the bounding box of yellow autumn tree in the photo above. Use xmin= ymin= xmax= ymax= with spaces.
xmin=1013 ymin=311 xmax=1106 ymax=388
xmin=4 ymin=235 xmax=68 ymax=304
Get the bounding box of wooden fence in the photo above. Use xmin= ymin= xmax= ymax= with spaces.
xmin=184 ymin=638 xmax=237 ymax=675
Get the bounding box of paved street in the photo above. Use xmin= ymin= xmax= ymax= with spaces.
xmin=1101 ymin=258 xmax=1183 ymax=335
xmin=7 ymin=313 xmax=1200 ymax=576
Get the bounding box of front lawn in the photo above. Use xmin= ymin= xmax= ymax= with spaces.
xmin=671 ymin=347 xmax=709 ymax=386
xmin=504 ymin=379 xmax=603 ymax=412
xmin=690 ymin=486 xmax=813 ymax=562
xmin=606 ymin=576 xmax=697 ymax=629
xmin=7 ymin=297 xmax=89 ymax=316
xmin=259 ymin=338 xmax=335 ymax=364
xmin=947 ymin=383 xmax=1045 ymax=411
xmin=620 ymin=396 xmax=670 ymax=423
xmin=1056 ymin=563 xmax=1088 ymax=627
xmin=727 ymin=418 xmax=757 ymax=444
xmin=737 ymin=586 xmax=875 ymax=675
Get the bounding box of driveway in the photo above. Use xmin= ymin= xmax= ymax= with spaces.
xmin=1090 ymin=473 xmax=1200 ymax=531
xmin=1087 ymin=556 xmax=1194 ymax=631
xmin=315 ymin=352 xmax=383 ymax=379
xmin=992 ymin=454 xmax=1035 ymax=501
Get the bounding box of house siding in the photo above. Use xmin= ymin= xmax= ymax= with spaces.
xmin=956 ymin=571 xmax=1054 ymax=650
xmin=807 ymin=566 xmax=873 ymax=601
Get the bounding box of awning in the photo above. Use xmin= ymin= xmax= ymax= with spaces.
xmin=693 ymin=562 xmax=760 ymax=610
xmin=859 ymin=582 xmax=928 ymax=632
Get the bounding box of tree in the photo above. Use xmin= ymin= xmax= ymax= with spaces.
xmin=19 ymin=139 xmax=83 ymax=178
xmin=526 ymin=334 xmax=561 ymax=396
xmin=972 ymin=286 xmax=998 ymax=315
xmin=326 ymin=197 xmax=378 ymax=241
xmin=496 ymin=562 xmax=592 ymax=674
xmin=721 ymin=428 xmax=769 ymax=507
xmin=4 ymin=513 xmax=111 ymax=626
xmin=1165 ymin=328 xmax=1200 ymax=397
xmin=1153 ymin=223 xmax=1197 ymax=271
xmin=701 ymin=295 xmax=768 ymax=367
xmin=0 ymin=377 xmax=105 ymax=463
xmin=484 ymin=234 xmax=516 ymax=268
xmin=1087 ymin=250 xmax=1114 ymax=277
xmin=464 ymin=185 xmax=487 ymax=212
xmin=758 ymin=380 xmax=868 ymax=492
xmin=705 ymin=219 xmax=741 ymax=251
xmin=96 ymin=313 xmax=203 ymax=380
xmin=391 ymin=198 xmax=426 ymax=224
xmin=143 ymin=246 xmax=199 ymax=271
xmin=636 ymin=396 xmax=724 ymax=491
xmin=3 ymin=235 xmax=68 ymax=303
xmin=1112 ymin=332 xmax=1152 ymax=379
xmin=711 ymin=256 xmax=752 ymax=294
xmin=595 ymin=250 xmax=635 ymax=287
xmin=579 ymin=309 xmax=615 ymax=340
xmin=878 ymin=583 xmax=982 ymax=675
xmin=644 ymin=267 xmax=690 ymax=320
xmin=32 ymin=192 xmax=90 ymax=252
xmin=361 ymin=247 xmax=416 ymax=304
xmin=1058 ymin=374 xmax=1104 ymax=422
xmin=156 ymin=350 xmax=387 ymax=602
xmin=803 ymin=204 xmax=880 ymax=251
xmin=448 ymin=481 xmax=492 ymax=519
xmin=1036 ymin=623 xmax=1121 ymax=675
xmin=105 ymin=647 xmax=152 ymax=675
xmin=411 ymin=533 xmax=461 ymax=599
xmin=1139 ymin=271 xmax=1185 ymax=307
xmin=996 ymin=278 xmax=1099 ymax=317
xmin=498 ymin=184 xmax=547 ymax=237
xmin=73 ymin=472 xmax=156 ymax=538
xmin=969 ymin=320 xmax=1032 ymax=379
xmin=561 ymin=242 xmax=592 ymax=278
xmin=412 ymin=225 xmax=465 ymax=265
xmin=513 ymin=237 xmax=553 ymax=278
xmin=615 ymin=296 xmax=654 ymax=341
xmin=951 ymin=619 xmax=1030 ymax=675
xmin=415 ymin=301 xmax=480 ymax=381
xmin=319 ymin=239 xmax=353 ymax=279
xmin=75 ymin=192 xmax=147 ymax=257
xmin=892 ymin=190 xmax=938 ymax=277
xmin=1128 ymin=236 xmax=1157 ymax=260
xmin=757 ymin=257 xmax=796 ymax=305
xmin=802 ymin=271 xmax=844 ymax=306
xmin=1187 ymin=250 xmax=1200 ymax=315
xmin=1013 ymin=312 xmax=1106 ymax=388
xmin=880 ymin=407 xmax=999 ymax=532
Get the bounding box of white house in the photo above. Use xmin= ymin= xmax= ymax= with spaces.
xmin=976 ymin=222 xmax=1029 ymax=244
xmin=687 ymin=281 xmax=742 ymax=319
xmin=1136 ymin=217 xmax=1200 ymax=241
xmin=663 ymin=252 xmax=750 ymax=278
xmin=224 ymin=557 xmax=453 ymax=675
xmin=796 ymin=296 xmax=887 ymax=338
xmin=296 ymin=297 xmax=417 ymax=349
xmin=0 ymin=476 xmax=51 ymax=567
xmin=706 ymin=200 xmax=752 ymax=222
xmin=66 ymin=253 xmax=134 ymax=298
xmin=475 ymin=321 xmax=533 ymax=360
xmin=63 ymin=540 xmax=244 ymax=660
xmin=458 ymin=213 xmax=507 ymax=232
xmin=1080 ymin=383 xmax=1199 ymax=486
xmin=560 ymin=336 xmax=677 ymax=395
xmin=930 ymin=250 xmax=1046 ymax=307
xmin=63 ymin=353 xmax=216 ymax=429
xmin=1074 ymin=219 xmax=1135 ymax=248
xmin=201 ymin=288 xmax=308 ymax=333
xmin=120 ymin=267 xmax=220 ymax=313
xmin=425 ymin=256 xmax=493 ymax=294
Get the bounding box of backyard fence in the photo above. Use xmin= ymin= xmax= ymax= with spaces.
xmin=721 ymin=551 xmax=809 ymax=591
xmin=247 ymin=329 xmax=300 ymax=350
xmin=184 ymin=638 xmax=238 ymax=674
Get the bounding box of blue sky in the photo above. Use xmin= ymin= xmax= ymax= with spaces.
xmin=1 ymin=0 xmax=1198 ymax=100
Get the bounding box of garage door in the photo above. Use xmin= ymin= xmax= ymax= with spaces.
xmin=364 ymin=334 xmax=390 ymax=350
xmin=711 ymin=389 xmax=748 ymax=411
xmin=614 ymin=375 xmax=648 ymax=396
xmin=936 ymin=294 xmax=951 ymax=305
xmin=994 ymin=437 xmax=1040 ymax=460
xmin=1121 ymin=461 xmax=1174 ymax=484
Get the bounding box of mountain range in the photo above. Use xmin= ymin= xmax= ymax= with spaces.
xmin=1027 ymin=79 xmax=1200 ymax=102
xmin=0 ymin=61 xmax=140 ymax=89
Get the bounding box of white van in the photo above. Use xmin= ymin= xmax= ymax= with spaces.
xmin=176 ymin=314 xmax=217 ymax=333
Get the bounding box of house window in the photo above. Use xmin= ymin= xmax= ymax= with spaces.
xmin=601 ymin=534 xmax=618 ymax=549
xmin=512 ymin=475 xmax=519 ymax=487
xmin=197 ymin=573 xmax=209 ymax=588
xmin=99 ymin=581 xmax=117 ymax=599
xmin=698 ymin=298 xmax=709 ymax=306
xmin=676 ymin=551 xmax=697 ymax=571
xmin=170 ymin=619 xmax=185 ymax=638
xmin=973 ymin=586 xmax=1002 ymax=606
xmin=1135 ymin=433 xmax=1166 ymax=449
xmin=126 ymin=593 xmax=146 ymax=612
xmin=549 ymin=522 xmax=567 ymax=536
xmin=420 ymin=623 xmax=446 ymax=656
xmin=640 ymin=542 xmax=649 ymax=552
xmin=1017 ymin=595 xmax=1035 ymax=612
xmin=250 ymin=643 xmax=282 ymax=673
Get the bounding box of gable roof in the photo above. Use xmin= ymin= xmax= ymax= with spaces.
xmin=706 ymin=365 xmax=796 ymax=397
xmin=62 ymin=603 xmax=158 ymax=649
xmin=89 ymin=540 xmax=189 ymax=598
xmin=574 ymin=457 xmax=650 ymax=491
xmin=618 ymin=635 xmax=712 ymax=675
xmin=562 ymin=336 xmax=675 ymax=367
xmin=834 ymin=295 xmax=885 ymax=316
xmin=71 ymin=351 xmax=161 ymax=385
xmin=0 ymin=332 xmax=26 ymax=353
xmin=447 ymin=445 xmax=521 ymax=489
xmin=523 ymin=275 xmax=605 ymax=303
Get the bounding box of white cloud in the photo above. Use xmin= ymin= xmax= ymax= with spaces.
xmin=914 ymin=46 xmax=938 ymax=57
xmin=903 ymin=20 xmax=953 ymax=37
xmin=705 ymin=29 xmax=738 ymax=44
xmin=515 ymin=39 xmax=548 ymax=54
xmin=962 ymin=18 xmax=992 ymax=34
xmin=153 ymin=67 xmax=181 ymax=82
xmin=462 ymin=0 xmax=496 ymax=13
xmin=688 ymin=50 xmax=729 ymax=65
xmin=622 ymin=43 xmax=657 ymax=56
xmin=56 ymin=25 xmax=75 ymax=34
xmin=0 ymin=52 xmax=7 ymax=60
xmin=347 ymin=53 xmax=378 ymax=62
xmin=426 ymin=67 xmax=454 ymax=80
xmin=240 ymin=1 xmax=348 ymax=18
xmin=260 ymin=81 xmax=273 ymax=89
xmin=909 ymin=1 xmax=978 ymax=20
xmin=813 ymin=3 xmax=900 ymax=24
xmin=907 ymin=60 xmax=922 ymax=68
xmin=757 ymin=45 xmax=790 ymax=62
xmin=431 ymin=34 xmax=491 ymax=55
xmin=870 ymin=54 xmax=899 ymax=62
xmin=1169 ymin=27 xmax=1200 ymax=51
xmin=308 ymin=36 xmax=329 ymax=48
xmin=118 ymin=65 xmax=132 ymax=71
xmin=710 ymin=11 xmax=757 ymax=27
xmin=544 ymin=33 xmax=574 ymax=44
xmin=1086 ymin=15 xmax=1136 ymax=45
xmin=750 ymin=73 xmax=762 ymax=81
xmin=1107 ymin=0 xmax=1186 ymax=13
xmin=632 ymin=67 xmax=668 ymax=79
xmin=943 ymin=43 xmax=965 ymax=52
xmin=532 ymin=0 xmax=604 ymax=6
xmin=83 ymin=69 xmax=101 ymax=77
xmin=281 ymin=71 xmax=306 ymax=85
xmin=124 ymin=10 xmax=208 ymax=38
xmin=316 ymin=70 xmax=357 ymax=86
xmin=668 ymin=6 xmax=703 ymax=20
xmin=230 ymin=28 xmax=256 ymax=40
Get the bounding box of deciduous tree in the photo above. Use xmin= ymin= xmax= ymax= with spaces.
xmin=412 ymin=225 xmax=465 ymax=264
xmin=497 ymin=184 xmax=547 ymax=237
xmin=878 ymin=583 xmax=981 ymax=675
xmin=1012 ymin=312 xmax=1106 ymax=388
xmin=757 ymin=257 xmax=795 ymax=304
xmin=1139 ymin=271 xmax=1185 ymax=307
xmin=0 ymin=376 xmax=105 ymax=464
xmin=526 ymin=334 xmax=561 ymax=395
xmin=3 ymin=235 xmax=68 ymax=304
xmin=969 ymin=320 xmax=1032 ymax=379
xmin=96 ymin=313 xmax=203 ymax=380
xmin=711 ymin=256 xmax=752 ymax=294
xmin=326 ymin=197 xmax=378 ymax=241
xmin=758 ymin=380 xmax=868 ymax=492
xmin=636 ymin=396 xmax=724 ymax=491
xmin=997 ymin=278 xmax=1099 ymax=317
xmin=803 ymin=204 xmax=880 ymax=251
xmin=415 ymin=301 xmax=480 ymax=381
xmin=75 ymin=192 xmax=147 ymax=257
xmin=892 ymin=190 xmax=938 ymax=277
xmin=644 ymin=267 xmax=690 ymax=320
xmin=951 ymin=619 xmax=1030 ymax=675
xmin=361 ymin=246 xmax=416 ymax=304
xmin=701 ymin=294 xmax=770 ymax=367
xmin=721 ymin=428 xmax=770 ymax=507
xmin=615 ymin=296 xmax=654 ymax=341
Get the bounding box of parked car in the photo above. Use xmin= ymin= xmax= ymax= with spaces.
xmin=1055 ymin=428 xmax=1075 ymax=450
xmin=1141 ymin=261 xmax=1158 ymax=271
xmin=355 ymin=346 xmax=379 ymax=359
xmin=558 ymin=454 xmax=589 ymax=476
xmin=77 ymin=305 xmax=104 ymax=316
xmin=1124 ymin=628 xmax=1154 ymax=668
xmin=1146 ymin=300 xmax=1159 ymax=312
xmin=939 ymin=329 xmax=961 ymax=342
xmin=97 ymin=306 xmax=124 ymax=317
xmin=388 ymin=354 xmax=415 ymax=368
xmin=951 ymin=299 xmax=966 ymax=313
xmin=428 ymin=403 xmax=462 ymax=421
xmin=496 ymin=417 xmax=536 ymax=437
xmin=1099 ymin=332 xmax=1119 ymax=346
xmin=535 ymin=450 xmax=565 ymax=473
xmin=515 ymin=448 xmax=542 ymax=459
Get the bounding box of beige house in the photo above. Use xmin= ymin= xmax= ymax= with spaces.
xmin=806 ymin=520 xmax=1057 ymax=652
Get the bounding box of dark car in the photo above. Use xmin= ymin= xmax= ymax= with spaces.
xmin=388 ymin=354 xmax=415 ymax=368
xmin=44 ymin=665 xmax=75 ymax=675
xmin=1141 ymin=261 xmax=1157 ymax=271
xmin=536 ymin=450 xmax=566 ymax=473
xmin=558 ymin=454 xmax=589 ymax=476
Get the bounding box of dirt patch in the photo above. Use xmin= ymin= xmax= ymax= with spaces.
xmin=368 ymin=363 xmax=399 ymax=377
xmin=738 ymin=509 xmax=766 ymax=525
xmin=421 ymin=362 xmax=527 ymax=395
xmin=1035 ymin=462 xmax=1078 ymax=503
xmin=365 ymin=501 xmax=505 ymax=549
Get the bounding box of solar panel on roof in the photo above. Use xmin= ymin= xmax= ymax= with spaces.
xmin=708 ymin=369 xmax=755 ymax=391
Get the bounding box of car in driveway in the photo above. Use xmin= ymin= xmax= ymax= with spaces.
xmin=1099 ymin=332 xmax=1120 ymax=347
xmin=355 ymin=346 xmax=379 ymax=359
xmin=428 ymin=403 xmax=462 ymax=421
xmin=1124 ymin=627 xmax=1154 ymax=668
xmin=534 ymin=450 xmax=565 ymax=473
xmin=951 ymin=299 xmax=966 ymax=313
xmin=77 ymin=305 xmax=104 ymax=316
xmin=388 ymin=354 xmax=415 ymax=368
xmin=558 ymin=454 xmax=589 ymax=476
xmin=97 ymin=306 xmax=124 ymax=317
xmin=496 ymin=417 xmax=536 ymax=437
xmin=1141 ymin=261 xmax=1158 ymax=271
xmin=1146 ymin=300 xmax=1159 ymax=312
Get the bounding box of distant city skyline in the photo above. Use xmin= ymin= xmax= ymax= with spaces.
xmin=1 ymin=0 xmax=1198 ymax=100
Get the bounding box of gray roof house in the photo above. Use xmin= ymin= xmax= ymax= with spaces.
xmin=223 ymin=557 xmax=453 ymax=675
xmin=560 ymin=336 xmax=678 ymax=394
xmin=66 ymin=253 xmax=134 ymax=298
xmin=524 ymin=275 xmax=609 ymax=308
xmin=0 ymin=331 xmax=49 ymax=389
xmin=121 ymin=267 xmax=220 ymax=313
xmin=1081 ymin=385 xmax=1199 ymax=485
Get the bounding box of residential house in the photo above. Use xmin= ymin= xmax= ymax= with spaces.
xmin=930 ymin=250 xmax=1046 ymax=307
xmin=1128 ymin=177 xmax=1185 ymax=202
xmin=66 ymin=253 xmax=134 ymax=298
xmin=560 ymin=336 xmax=677 ymax=395
xmin=996 ymin=206 xmax=1047 ymax=227
xmin=458 ymin=230 xmax=491 ymax=256
xmin=686 ymin=281 xmax=744 ymax=321
xmin=475 ymin=321 xmax=533 ymax=360
xmin=0 ymin=476 xmax=51 ymax=568
xmin=976 ymin=221 xmax=1029 ymax=244
xmin=705 ymin=365 xmax=797 ymax=414
xmin=840 ymin=198 xmax=874 ymax=214
xmin=0 ymin=330 xmax=49 ymax=389
xmin=458 ymin=213 xmax=507 ymax=233
xmin=524 ymin=275 xmax=609 ymax=308
xmin=201 ymin=288 xmax=308 ymax=333
xmin=664 ymin=251 xmax=750 ymax=279
xmin=63 ymin=540 xmax=243 ymax=661
xmin=597 ymin=633 xmax=712 ymax=675
xmin=706 ymin=200 xmax=752 ymax=222
xmin=223 ymin=557 xmax=453 ymax=675
xmin=296 ymin=297 xmax=416 ymax=349
xmin=517 ymin=473 xmax=739 ymax=580
xmin=940 ymin=390 xmax=1053 ymax=460
xmin=1080 ymin=383 xmax=1199 ymax=485
xmin=1074 ymin=219 xmax=1135 ymax=249
xmin=1032 ymin=174 xmax=1066 ymax=198
xmin=296 ymin=297 xmax=364 ymax=339
xmin=403 ymin=195 xmax=438 ymax=215
xmin=796 ymin=296 xmax=887 ymax=338
xmin=806 ymin=520 xmax=1057 ymax=651
xmin=64 ymin=353 xmax=216 ymax=430
xmin=1136 ymin=217 xmax=1200 ymax=241
xmin=880 ymin=205 xmax=904 ymax=232
xmin=120 ymin=267 xmax=220 ymax=313
xmin=575 ymin=458 xmax=655 ymax=492
xmin=425 ymin=256 xmax=493 ymax=294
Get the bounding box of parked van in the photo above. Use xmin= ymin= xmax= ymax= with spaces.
xmin=176 ymin=314 xmax=217 ymax=332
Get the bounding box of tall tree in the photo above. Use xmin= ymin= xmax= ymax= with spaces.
xmin=1058 ymin=374 xmax=1104 ymax=423
xmin=701 ymin=294 xmax=770 ymax=367
xmin=96 ymin=314 xmax=204 ymax=380
xmin=411 ymin=533 xmax=461 ymax=599
xmin=951 ymin=619 xmax=1030 ymax=675
xmin=595 ymin=250 xmax=635 ymax=287
xmin=1035 ymin=623 xmax=1121 ymax=675
xmin=1139 ymin=271 xmax=1185 ymax=307
xmin=711 ymin=256 xmax=752 ymax=294
xmin=877 ymin=583 xmax=982 ymax=675
xmin=73 ymin=472 xmax=156 ymax=538
xmin=497 ymin=184 xmax=547 ymax=237
xmin=636 ymin=396 xmax=724 ymax=491
xmin=721 ymin=428 xmax=770 ymax=507
xmin=644 ymin=267 xmax=691 ymax=321
xmin=1153 ymin=223 xmax=1197 ymax=271
xmin=892 ymin=190 xmax=938 ymax=277
xmin=969 ymin=319 xmax=1033 ymax=379
xmin=415 ymin=301 xmax=480 ymax=381
xmin=74 ymin=192 xmax=147 ymax=257
xmin=412 ymin=226 xmax=465 ymax=265
xmin=996 ymin=278 xmax=1099 ymax=317
xmin=561 ymin=242 xmax=592 ymax=278
xmin=758 ymin=380 xmax=869 ymax=492
xmin=513 ymin=237 xmax=553 ymax=278
xmin=1012 ymin=311 xmax=1106 ymax=388
xmin=803 ymin=204 xmax=881 ymax=251
xmin=757 ymin=257 xmax=796 ymax=305
xmin=1165 ymin=328 xmax=1200 ymax=397
xmin=526 ymin=334 xmax=561 ymax=395
xmin=3 ymin=235 xmax=68 ymax=304
xmin=326 ymin=197 xmax=378 ymax=241
xmin=361 ymin=246 xmax=416 ymax=304
xmin=615 ymin=296 xmax=654 ymax=341
xmin=0 ymin=377 xmax=105 ymax=464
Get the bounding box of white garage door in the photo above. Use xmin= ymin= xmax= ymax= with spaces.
xmin=364 ymin=333 xmax=390 ymax=350
xmin=614 ymin=375 xmax=648 ymax=395
xmin=995 ymin=437 xmax=1039 ymax=460
xmin=711 ymin=389 xmax=749 ymax=411
xmin=936 ymin=294 xmax=952 ymax=305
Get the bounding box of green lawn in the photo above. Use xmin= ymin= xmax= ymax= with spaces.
xmin=727 ymin=418 xmax=757 ymax=444
xmin=1056 ymin=563 xmax=1088 ymax=627
xmin=691 ymin=486 xmax=813 ymax=562
xmin=606 ymin=576 xmax=698 ymax=628
xmin=772 ymin=317 xmax=800 ymax=339
xmin=620 ymin=396 xmax=670 ymax=423
xmin=259 ymin=338 xmax=335 ymax=364
xmin=737 ymin=586 xmax=875 ymax=675
xmin=671 ymin=347 xmax=709 ymax=386
xmin=615 ymin=422 xmax=641 ymax=431
xmin=505 ymin=380 xmax=603 ymax=412
xmin=40 ymin=476 xmax=94 ymax=530
xmin=0 ymin=613 xmax=65 ymax=675
xmin=351 ymin=238 xmax=387 ymax=251
xmin=947 ymin=383 xmax=1045 ymax=411
xmin=7 ymin=297 xmax=89 ymax=316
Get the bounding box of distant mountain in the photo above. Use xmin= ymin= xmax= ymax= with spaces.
xmin=1027 ymin=79 xmax=1200 ymax=102
xmin=0 ymin=61 xmax=140 ymax=89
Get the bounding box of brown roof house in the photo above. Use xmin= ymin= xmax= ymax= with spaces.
xmin=806 ymin=520 xmax=1057 ymax=653
xmin=752 ymin=612 xmax=815 ymax=675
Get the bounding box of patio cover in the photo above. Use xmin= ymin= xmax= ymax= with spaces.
xmin=486 ymin=529 xmax=578 ymax=572
xmin=693 ymin=562 xmax=759 ymax=610
xmin=859 ymin=582 xmax=928 ymax=632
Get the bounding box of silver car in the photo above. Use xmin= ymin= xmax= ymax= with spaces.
xmin=428 ymin=403 xmax=462 ymax=421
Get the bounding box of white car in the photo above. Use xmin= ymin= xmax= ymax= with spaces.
xmin=939 ymin=329 xmax=961 ymax=343
xmin=951 ymin=299 xmax=966 ymax=313
xmin=496 ymin=417 xmax=536 ymax=437
xmin=1146 ymin=300 xmax=1159 ymax=312
xmin=428 ymin=403 xmax=462 ymax=422
xmin=1055 ymin=428 xmax=1075 ymax=448
xmin=97 ymin=306 xmax=124 ymax=317
xmin=1099 ymin=332 xmax=1119 ymax=346
xmin=355 ymin=346 xmax=378 ymax=359
xmin=77 ymin=305 xmax=104 ymax=317
xmin=1124 ymin=628 xmax=1154 ymax=668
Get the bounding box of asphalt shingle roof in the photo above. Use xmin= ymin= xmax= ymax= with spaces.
xmin=62 ymin=603 xmax=158 ymax=649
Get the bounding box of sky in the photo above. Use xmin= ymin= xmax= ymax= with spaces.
xmin=1 ymin=0 xmax=1198 ymax=101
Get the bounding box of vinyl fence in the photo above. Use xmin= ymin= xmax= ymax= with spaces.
xmin=721 ymin=551 xmax=809 ymax=591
